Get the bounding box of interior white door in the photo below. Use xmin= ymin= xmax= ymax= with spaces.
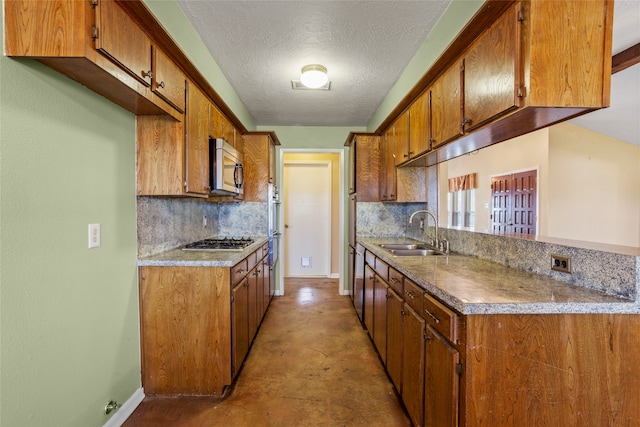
xmin=283 ymin=161 xmax=331 ymax=277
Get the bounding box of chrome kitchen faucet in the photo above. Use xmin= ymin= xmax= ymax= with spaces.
xmin=408 ymin=209 xmax=447 ymax=252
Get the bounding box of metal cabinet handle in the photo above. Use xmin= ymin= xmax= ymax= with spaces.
xmin=142 ymin=70 xmax=153 ymax=79
xmin=157 ymin=81 xmax=165 ymax=89
xmin=404 ymin=290 xmax=415 ymax=300
xmin=424 ymin=308 xmax=441 ymax=323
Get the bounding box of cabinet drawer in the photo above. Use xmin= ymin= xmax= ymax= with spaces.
xmin=231 ymin=259 xmax=248 ymax=285
xmin=374 ymin=258 xmax=389 ymax=282
xmin=388 ymin=268 xmax=403 ymax=295
xmin=246 ymin=251 xmax=259 ymax=272
xmin=260 ymin=243 xmax=269 ymax=260
xmin=403 ymin=278 xmax=424 ymax=314
xmin=365 ymin=250 xmax=376 ymax=267
xmin=423 ymin=293 xmax=458 ymax=343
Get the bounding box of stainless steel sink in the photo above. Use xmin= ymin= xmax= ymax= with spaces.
xmin=378 ymin=243 xmax=444 ymax=257
xmin=379 ymin=243 xmax=421 ymax=250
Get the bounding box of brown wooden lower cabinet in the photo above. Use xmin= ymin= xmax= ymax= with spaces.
xmin=364 ymin=264 xmax=375 ymax=333
xmin=386 ymin=288 xmax=404 ymax=393
xmin=424 ymin=325 xmax=459 ymax=427
xmin=231 ymin=277 xmax=250 ymax=377
xmin=402 ymin=304 xmax=426 ymax=427
xmin=372 ymin=274 xmax=389 ymax=365
xmin=361 ymin=249 xmax=640 ymax=427
xmin=462 ymin=314 xmax=640 ymax=426
xmin=139 ymin=246 xmax=271 ymax=397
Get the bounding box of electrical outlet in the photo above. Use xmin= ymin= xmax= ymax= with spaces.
xmin=88 ymin=224 xmax=100 ymax=248
xmin=551 ymin=254 xmax=571 ymax=274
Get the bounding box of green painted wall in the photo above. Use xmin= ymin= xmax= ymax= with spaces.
xmin=0 ymin=12 xmax=140 ymax=427
xmin=367 ymin=0 xmax=484 ymax=130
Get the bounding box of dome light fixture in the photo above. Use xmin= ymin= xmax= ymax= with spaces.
xmin=300 ymin=64 xmax=328 ymax=89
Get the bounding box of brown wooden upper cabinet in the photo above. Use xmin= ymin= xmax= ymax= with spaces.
xmin=209 ymin=104 xmax=237 ymax=147
xmin=94 ymin=0 xmax=153 ymax=87
xmin=184 ymin=81 xmax=211 ymax=196
xmin=462 ymin=4 xmax=521 ymax=132
xmin=380 ymin=130 xmax=397 ymax=202
xmin=381 ymin=0 xmax=613 ymax=166
xmin=152 ymin=47 xmax=186 ymax=113
xmin=242 ymin=133 xmax=279 ymax=202
xmin=346 ymin=135 xmax=380 ymax=202
xmin=430 ymin=61 xmax=464 ymax=149
xmin=4 ymin=0 xmax=183 ymax=120
xmin=408 ymin=92 xmax=430 ymax=159
xmin=392 ymin=112 xmax=410 ymax=164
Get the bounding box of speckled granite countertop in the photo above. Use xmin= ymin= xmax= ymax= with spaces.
xmin=138 ymin=237 xmax=269 ymax=268
xmin=359 ymin=238 xmax=639 ymax=315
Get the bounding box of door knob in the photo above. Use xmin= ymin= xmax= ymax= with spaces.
xmin=285 ymin=224 xmax=289 ymax=228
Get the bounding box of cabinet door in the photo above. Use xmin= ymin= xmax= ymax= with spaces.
xmin=424 ymin=325 xmax=460 ymax=427
xmin=262 ymin=260 xmax=271 ymax=318
xmin=402 ymin=304 xmax=425 ymax=427
xmin=209 ymin=103 xmax=224 ymax=139
xmin=386 ymin=288 xmax=404 ymax=393
xmin=463 ymin=4 xmax=520 ymax=132
xmin=94 ymin=0 xmax=152 ymax=87
xmin=409 ymin=91 xmax=430 ymax=158
xmin=373 ymin=276 xmax=389 ymax=364
xmin=431 ymin=61 xmax=464 ymax=148
xmin=364 ymin=265 xmax=375 ymax=334
xmin=354 ymin=136 xmax=381 ymax=202
xmin=247 ymin=267 xmax=260 ymax=342
xmin=231 ymin=279 xmax=249 ymax=377
xmin=348 ymin=138 xmax=356 ymax=194
xmin=184 ymin=81 xmax=210 ymax=196
xmin=152 ymin=46 xmax=186 ymax=113
xmin=242 ymin=134 xmax=270 ymax=202
xmin=268 ymin=136 xmax=276 ymax=185
xmin=223 ymin=122 xmax=236 ymax=148
xmin=393 ymin=112 xmax=410 ymax=164
xmin=348 ymin=245 xmax=356 ymax=299
xmin=380 ymin=132 xmax=397 ymax=202
xmin=353 ymin=245 xmax=366 ymax=323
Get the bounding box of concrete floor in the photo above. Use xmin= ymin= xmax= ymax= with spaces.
xmin=124 ymin=277 xmax=411 ymax=426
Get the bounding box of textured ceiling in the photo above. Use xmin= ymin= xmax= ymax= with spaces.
xmin=177 ymin=0 xmax=452 ymax=127
xmin=177 ymin=0 xmax=640 ymax=146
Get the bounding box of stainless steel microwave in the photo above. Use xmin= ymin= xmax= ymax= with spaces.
xmin=209 ymin=137 xmax=244 ymax=196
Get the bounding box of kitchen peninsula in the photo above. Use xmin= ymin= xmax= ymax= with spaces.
xmin=355 ymin=236 xmax=639 ymax=426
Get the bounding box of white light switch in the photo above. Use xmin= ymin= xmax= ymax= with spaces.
xmin=301 ymin=257 xmax=311 ymax=267
xmin=88 ymin=224 xmax=101 ymax=248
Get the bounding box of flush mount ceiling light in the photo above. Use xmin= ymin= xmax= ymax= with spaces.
xmin=300 ymin=64 xmax=328 ymax=89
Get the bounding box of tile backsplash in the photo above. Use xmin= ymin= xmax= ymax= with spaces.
xmin=137 ymin=197 xmax=267 ymax=257
xmin=356 ymin=201 xmax=639 ymax=301
xmin=356 ymin=202 xmax=428 ymax=239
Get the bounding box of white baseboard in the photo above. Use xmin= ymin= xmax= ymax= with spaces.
xmin=103 ymin=387 xmax=145 ymax=427
xmin=329 ymin=273 xmax=340 ymax=279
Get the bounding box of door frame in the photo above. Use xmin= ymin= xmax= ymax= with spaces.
xmin=278 ymin=148 xmax=346 ymax=296
xmin=283 ymin=159 xmax=332 ymax=278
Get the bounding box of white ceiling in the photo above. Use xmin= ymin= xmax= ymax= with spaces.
xmin=178 ymin=0 xmax=640 ymax=146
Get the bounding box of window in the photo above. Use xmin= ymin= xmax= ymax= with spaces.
xmin=447 ymin=173 xmax=476 ymax=228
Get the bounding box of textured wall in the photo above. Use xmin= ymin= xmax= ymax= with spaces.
xmin=1 ymin=24 xmax=140 ymax=427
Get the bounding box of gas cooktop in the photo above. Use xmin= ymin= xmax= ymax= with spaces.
xmin=182 ymin=237 xmax=254 ymax=251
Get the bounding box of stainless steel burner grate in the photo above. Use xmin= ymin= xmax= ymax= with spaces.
xmin=182 ymin=237 xmax=254 ymax=251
